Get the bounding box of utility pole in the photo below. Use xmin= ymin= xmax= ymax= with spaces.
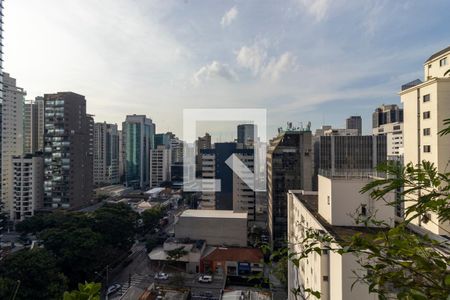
xmin=106 ymin=265 xmax=109 ymax=287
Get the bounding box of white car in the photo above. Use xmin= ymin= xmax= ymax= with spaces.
xmin=106 ymin=284 xmax=121 ymax=295
xmin=154 ymin=272 xmax=169 ymax=280
xmin=198 ymin=275 xmax=213 ymax=283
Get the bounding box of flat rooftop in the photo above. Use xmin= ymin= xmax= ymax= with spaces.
xmin=180 ymin=209 xmax=248 ymax=219
xmin=292 ymin=192 xmax=387 ymax=244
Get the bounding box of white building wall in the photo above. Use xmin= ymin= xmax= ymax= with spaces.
xmin=150 ymin=146 xmax=171 ymax=188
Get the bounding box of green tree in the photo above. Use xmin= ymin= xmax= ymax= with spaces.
xmin=63 ymin=282 xmax=101 ymax=300
xmin=0 ymin=248 xmax=68 ymax=300
xmin=141 ymin=206 xmax=164 ymax=232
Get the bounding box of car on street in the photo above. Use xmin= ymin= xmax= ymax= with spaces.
xmin=198 ymin=274 xmax=213 ymax=283
xmin=106 ymin=284 xmax=121 ymax=295
xmin=154 ymin=272 xmax=169 ymax=280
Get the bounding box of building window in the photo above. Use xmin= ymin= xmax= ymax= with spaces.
xmin=423 ymin=94 xmax=430 ymax=103
xmin=423 ymin=111 xmax=431 ymax=119
xmin=423 ymin=145 xmax=431 ymax=153
xmin=393 ymin=125 xmax=401 ymax=130
xmin=361 ymin=204 xmax=367 ymax=216
xmin=423 ymin=128 xmax=431 ymax=136
xmin=440 ymin=57 xmax=448 ymax=67
xmin=327 ymin=196 xmax=330 ymax=205
xmin=323 ymin=276 xmax=329 ymax=282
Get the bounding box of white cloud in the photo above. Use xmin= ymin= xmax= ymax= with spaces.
xmin=262 ymin=52 xmax=297 ymax=82
xmin=296 ymin=0 xmax=330 ymax=22
xmin=192 ymin=61 xmax=237 ymax=86
xmin=221 ymin=6 xmax=238 ymax=27
xmin=236 ymin=42 xmax=297 ymax=82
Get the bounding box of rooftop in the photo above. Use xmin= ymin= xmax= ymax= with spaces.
xmin=425 ymin=45 xmax=450 ymax=63
xmin=180 ymin=209 xmax=248 ymax=219
xmin=292 ymin=191 xmax=387 ymax=244
xmin=202 ymin=247 xmax=263 ymax=263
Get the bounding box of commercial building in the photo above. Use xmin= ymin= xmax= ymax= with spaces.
xmin=1 ymin=73 xmax=25 ymax=216
xmin=267 ymin=125 xmax=313 ymax=248
xmin=174 ymin=209 xmax=248 ymax=247
xmin=122 ymin=115 xmax=155 ymax=189
xmin=372 ymin=104 xmax=404 ymax=158
xmin=345 ymin=116 xmax=362 ymax=135
xmin=11 ymin=153 xmax=44 ymax=221
xmin=93 ymin=122 xmax=120 ymax=186
xmin=200 ymin=247 xmax=263 ymax=276
xmin=150 ymin=145 xmax=171 ymax=188
xmin=43 ymin=92 xmax=93 ymax=209
xmin=287 ymin=174 xmax=396 ymax=300
xmin=196 ymin=133 xmax=211 ymax=178
xmin=237 ymin=124 xmax=256 ymax=148
xmin=400 ymin=46 xmax=450 ymax=235
xmin=23 ymin=97 xmax=45 ymax=155
xmin=0 ymin=0 xmax=2 ymax=215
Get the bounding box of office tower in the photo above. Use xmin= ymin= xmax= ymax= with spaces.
xmin=23 ymin=97 xmax=45 ymax=154
xmin=122 ymin=115 xmax=155 ymax=189
xmin=400 ymin=46 xmax=450 ymax=235
xmin=237 ymin=124 xmax=256 ymax=148
xmin=93 ymin=122 xmax=120 ymax=186
xmin=154 ymin=133 xmax=171 ymax=147
xmin=12 ymin=153 xmax=44 ymax=221
xmin=319 ymin=135 xmax=387 ymax=176
xmin=43 ymin=92 xmax=93 ymax=209
xmin=196 ymin=133 xmax=211 ymax=178
xmin=1 ymin=73 xmax=25 ymax=216
xmin=200 ymin=143 xmax=255 ymax=213
xmin=372 ymin=104 xmax=404 ymax=158
xmin=267 ymin=125 xmax=313 ymax=248
xmin=170 ymin=137 xmax=183 ymax=164
xmin=231 ymin=151 xmax=257 ymax=221
xmin=118 ymin=130 xmax=124 ymax=182
xmin=150 ymin=145 xmax=171 ymax=188
xmin=346 ymin=116 xmax=362 ymax=135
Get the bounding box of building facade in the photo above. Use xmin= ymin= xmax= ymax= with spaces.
xmin=237 ymin=124 xmax=255 ymax=148
xmin=93 ymin=122 xmax=120 ymax=186
xmin=122 ymin=115 xmax=155 ymax=189
xmin=1 ymin=73 xmax=25 ymax=216
xmin=267 ymin=127 xmax=313 ymax=248
xmin=12 ymin=154 xmax=44 ymax=221
xmin=345 ymin=116 xmax=362 ymax=135
xmin=400 ymin=46 xmax=450 ymax=235
xmin=43 ymin=92 xmax=93 ymax=209
xmin=23 ymin=97 xmax=45 ymax=155
xmin=372 ymin=104 xmax=404 ymax=158
xmin=150 ymin=145 xmax=171 ymax=188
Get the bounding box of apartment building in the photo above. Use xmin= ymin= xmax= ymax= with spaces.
xmin=93 ymin=122 xmax=120 ymax=186
xmin=150 ymin=144 xmax=171 ymax=188
xmin=372 ymin=104 xmax=404 ymax=158
xmin=23 ymin=97 xmax=45 ymax=155
xmin=345 ymin=116 xmax=362 ymax=135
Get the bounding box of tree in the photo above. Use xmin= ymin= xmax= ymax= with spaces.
xmin=141 ymin=206 xmax=164 ymax=232
xmin=63 ymin=282 xmax=101 ymax=300
xmin=167 ymin=246 xmax=188 ymax=261
xmin=282 ymin=120 xmax=450 ymax=299
xmin=0 ymin=248 xmax=68 ymax=300
xmin=145 ymin=237 xmax=159 ymax=253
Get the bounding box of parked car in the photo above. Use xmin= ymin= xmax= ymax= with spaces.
xmin=198 ymin=274 xmax=213 ymax=283
xmin=106 ymin=284 xmax=121 ymax=295
xmin=154 ymin=272 xmax=169 ymax=280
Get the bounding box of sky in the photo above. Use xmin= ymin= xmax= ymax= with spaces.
xmin=4 ymin=0 xmax=450 ymax=141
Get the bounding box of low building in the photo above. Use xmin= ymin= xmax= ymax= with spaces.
xmin=200 ymin=247 xmax=263 ymax=276
xmin=175 ymin=210 xmax=248 ymax=247
xmin=222 ymin=290 xmax=271 ymax=300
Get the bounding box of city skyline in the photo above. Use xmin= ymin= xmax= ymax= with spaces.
xmin=4 ymin=0 xmax=450 ymax=138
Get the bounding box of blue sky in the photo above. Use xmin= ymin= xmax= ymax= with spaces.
xmin=4 ymin=0 xmax=450 ymax=140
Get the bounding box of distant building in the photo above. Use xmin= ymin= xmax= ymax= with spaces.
xmin=43 ymin=92 xmax=93 ymax=209
xmin=93 ymin=122 xmax=120 ymax=186
xmin=1 ymin=73 xmax=25 ymax=216
xmin=150 ymin=145 xmax=171 ymax=188
xmin=372 ymin=104 xmax=404 ymax=158
xmin=346 ymin=116 xmax=362 ymax=135
xmin=400 ymin=46 xmax=450 ymax=235
xmin=12 ymin=153 xmax=44 ymax=221
xmin=237 ymin=124 xmax=256 ymax=148
xmin=267 ymin=125 xmax=313 ymax=248
xmin=175 ymin=209 xmax=248 ymax=247
xmin=23 ymin=97 xmax=45 ymax=154
xmin=196 ymin=133 xmax=211 ymax=177
xmin=118 ymin=130 xmax=124 ymax=182
xmin=122 ymin=115 xmax=155 ymax=189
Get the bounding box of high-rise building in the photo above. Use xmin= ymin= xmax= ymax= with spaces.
xmin=0 ymin=0 xmax=3 ymax=217
xmin=372 ymin=104 xmax=404 ymax=158
xmin=122 ymin=115 xmax=155 ymax=189
xmin=43 ymin=92 xmax=93 ymax=209
xmin=196 ymin=133 xmax=211 ymax=178
xmin=12 ymin=153 xmax=44 ymax=221
xmin=118 ymin=130 xmax=124 ymax=182
xmin=93 ymin=122 xmax=120 ymax=186
xmin=1 ymin=73 xmax=25 ymax=216
xmin=346 ymin=116 xmax=362 ymax=135
xmin=319 ymin=135 xmax=387 ymax=176
xmin=267 ymin=125 xmax=313 ymax=248
xmin=23 ymin=97 xmax=45 ymax=154
xmin=150 ymin=145 xmax=171 ymax=188
xmin=400 ymin=46 xmax=450 ymax=235
xmin=237 ymin=124 xmax=255 ymax=148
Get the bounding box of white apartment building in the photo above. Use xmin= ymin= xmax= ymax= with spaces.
xmin=400 ymin=46 xmax=450 ymax=235
xmin=199 ymin=152 xmax=216 ymax=209
xmin=287 ymin=175 xmax=396 ymax=300
xmin=372 ymin=104 xmax=404 ymax=158
xmin=150 ymin=145 xmax=171 ymax=188
xmin=11 ymin=154 xmax=44 ymax=221
xmin=1 ymin=73 xmax=25 ymax=217
xmin=93 ymin=122 xmax=120 ymax=186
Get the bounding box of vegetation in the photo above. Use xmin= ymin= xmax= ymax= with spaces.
xmin=141 ymin=205 xmax=165 ymax=232
xmin=0 ymin=203 xmax=138 ymax=299
xmin=63 ymin=282 xmax=101 ymax=300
